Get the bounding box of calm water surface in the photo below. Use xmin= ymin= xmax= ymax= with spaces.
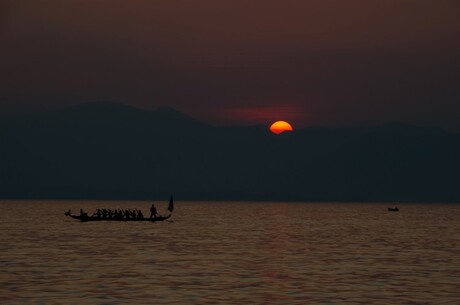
xmin=1 ymin=201 xmax=459 ymax=304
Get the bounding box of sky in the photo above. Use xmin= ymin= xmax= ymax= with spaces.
xmin=1 ymin=0 xmax=459 ymax=129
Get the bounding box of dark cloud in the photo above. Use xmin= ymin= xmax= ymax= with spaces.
xmin=1 ymin=1 xmax=459 ymax=129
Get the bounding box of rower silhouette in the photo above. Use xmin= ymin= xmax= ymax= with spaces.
xmin=150 ymin=204 xmax=157 ymax=218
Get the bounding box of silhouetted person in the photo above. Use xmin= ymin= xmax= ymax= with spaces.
xmin=80 ymin=208 xmax=88 ymax=218
xmin=137 ymin=210 xmax=144 ymax=219
xmin=150 ymin=204 xmax=157 ymax=218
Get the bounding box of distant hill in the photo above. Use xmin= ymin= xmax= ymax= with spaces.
xmin=0 ymin=101 xmax=459 ymax=202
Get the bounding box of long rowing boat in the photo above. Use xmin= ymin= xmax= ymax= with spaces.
xmin=66 ymin=213 xmax=171 ymax=222
xmin=65 ymin=195 xmax=174 ymax=222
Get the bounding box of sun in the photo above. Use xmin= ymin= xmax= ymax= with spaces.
xmin=270 ymin=121 xmax=293 ymax=134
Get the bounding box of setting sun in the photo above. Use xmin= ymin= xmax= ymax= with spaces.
xmin=270 ymin=121 xmax=293 ymax=134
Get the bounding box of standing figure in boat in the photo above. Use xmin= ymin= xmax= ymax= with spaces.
xmin=150 ymin=204 xmax=157 ymax=218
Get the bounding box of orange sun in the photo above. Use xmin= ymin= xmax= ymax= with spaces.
xmin=270 ymin=121 xmax=293 ymax=134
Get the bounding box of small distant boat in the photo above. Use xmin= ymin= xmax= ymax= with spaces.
xmin=388 ymin=206 xmax=399 ymax=212
xmin=65 ymin=195 xmax=174 ymax=222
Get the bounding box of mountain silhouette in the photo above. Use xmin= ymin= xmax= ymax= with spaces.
xmin=0 ymin=101 xmax=459 ymax=201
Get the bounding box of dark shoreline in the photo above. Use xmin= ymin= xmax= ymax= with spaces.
xmin=1 ymin=192 xmax=459 ymax=204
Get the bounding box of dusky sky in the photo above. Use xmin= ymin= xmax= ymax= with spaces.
xmin=1 ymin=0 xmax=459 ymax=129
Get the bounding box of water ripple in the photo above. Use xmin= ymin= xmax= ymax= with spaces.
xmin=1 ymin=201 xmax=459 ymax=304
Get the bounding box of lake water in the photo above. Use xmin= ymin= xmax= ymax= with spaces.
xmin=1 ymin=200 xmax=459 ymax=304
